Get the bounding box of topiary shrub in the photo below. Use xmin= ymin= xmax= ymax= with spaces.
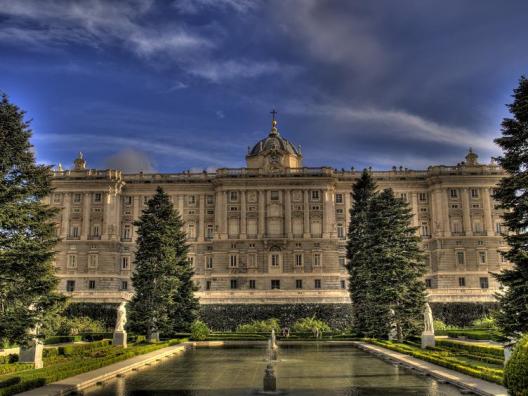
xmin=292 ymin=317 xmax=331 ymax=333
xmin=190 ymin=321 xmax=210 ymax=341
xmin=504 ymin=334 xmax=528 ymax=396
xmin=236 ymin=319 xmax=280 ymax=333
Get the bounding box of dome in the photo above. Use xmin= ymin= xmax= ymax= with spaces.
xmin=247 ymin=120 xmax=301 ymax=157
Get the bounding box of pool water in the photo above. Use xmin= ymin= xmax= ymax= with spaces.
xmin=84 ymin=345 xmax=464 ymax=396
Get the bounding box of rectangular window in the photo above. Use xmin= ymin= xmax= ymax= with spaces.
xmin=188 ymin=195 xmax=196 ymax=205
xmin=123 ymin=196 xmax=132 ymax=205
xmin=88 ymin=254 xmax=98 ymax=268
xmin=88 ymin=280 xmax=96 ymax=290
xmin=248 ymin=253 xmax=257 ymax=268
xmin=479 ymin=251 xmax=487 ymax=264
xmin=122 ymin=225 xmax=131 ymax=239
xmin=121 ymin=256 xmax=129 ymax=270
xmin=335 ymin=194 xmax=343 ymax=204
xmin=338 ymin=256 xmax=346 ymax=268
xmin=421 ymin=222 xmax=430 ymax=237
xmin=92 ymin=224 xmax=100 ymax=237
xmin=206 ymin=280 xmax=211 ymax=290
xmin=66 ymin=280 xmax=75 ymax=292
xmin=474 ymin=222 xmax=483 ymax=232
xmin=472 ymin=204 xmax=481 ymax=209
xmin=67 ymin=255 xmax=77 ymax=268
xmin=449 ymin=189 xmax=458 ymax=198
xmin=419 ymin=192 xmax=427 ymax=202
xmin=336 ymin=208 xmax=344 ymax=214
xmin=458 ymin=277 xmax=466 ymax=287
xmin=94 ymin=193 xmax=102 ymax=202
xmin=495 ymin=223 xmax=502 ymax=234
xmin=230 ymin=279 xmax=238 ymax=289
xmin=70 ymin=226 xmax=79 ymax=237
xmin=249 ymin=280 xmax=256 ymax=289
xmin=187 ymin=223 xmax=196 ymax=238
xmin=311 ymin=190 xmax=320 ymax=200
xmin=229 ymin=254 xmax=238 ymax=268
xmin=400 ymin=192 xmax=408 ymax=202
xmin=143 ymin=196 xmax=149 ymax=205
xmin=296 ymin=279 xmax=303 ymax=289
xmin=313 ymin=253 xmax=321 ymax=266
xmin=73 ymin=193 xmax=81 ymax=203
xmin=229 ymin=191 xmax=238 ymax=202
xmin=340 ymin=280 xmax=346 ymax=289
xmin=206 ymin=224 xmax=214 ymax=239
xmin=314 ymin=279 xmax=321 ymax=289
xmin=206 ymin=195 xmax=214 ymax=205
xmin=471 ymin=188 xmax=479 ymax=198
xmin=480 ymin=277 xmax=489 ymax=289
xmin=271 ymin=280 xmax=280 ymax=289
xmin=270 ymin=191 xmax=279 ymax=201
xmin=121 ymin=281 xmax=128 ymax=290
xmin=271 ymin=254 xmax=280 ymax=267
xmin=206 ymin=256 xmax=213 ymax=269
xmin=337 ymin=224 xmax=345 ymax=239
xmin=295 ymin=254 xmax=303 ymax=267
xmin=456 ymin=251 xmax=465 ymax=265
xmin=425 ymin=279 xmax=432 ymax=288
xmin=53 ymin=193 xmax=61 ymax=203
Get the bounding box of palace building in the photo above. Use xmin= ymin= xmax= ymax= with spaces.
xmin=48 ymin=117 xmax=509 ymax=306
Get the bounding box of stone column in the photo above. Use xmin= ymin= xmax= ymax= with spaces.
xmin=60 ymin=192 xmax=71 ymax=238
xmin=240 ymin=190 xmax=247 ymax=239
xmin=101 ymin=192 xmax=109 ymax=240
xmin=441 ymin=189 xmax=451 ymax=237
xmin=411 ymin=192 xmax=419 ymax=228
xmin=482 ymin=187 xmax=493 ymax=236
xmin=461 ymin=188 xmax=472 ymax=236
xmin=198 ymin=194 xmax=205 ymax=242
xmin=105 ymin=191 xmax=118 ymax=241
xmin=284 ymin=189 xmax=292 ymax=238
xmin=222 ymin=191 xmax=228 ymax=238
xmin=178 ymin=195 xmax=184 ymax=217
xmin=258 ymin=190 xmax=266 ymax=238
xmin=133 ymin=196 xmax=141 ymax=240
xmin=344 ymin=191 xmax=351 ymax=230
xmin=303 ymin=190 xmax=310 ymax=238
xmin=81 ymin=192 xmax=91 ymax=239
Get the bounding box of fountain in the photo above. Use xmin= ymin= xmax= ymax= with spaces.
xmin=270 ymin=329 xmax=279 ymax=361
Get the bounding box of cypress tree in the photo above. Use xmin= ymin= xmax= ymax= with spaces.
xmin=363 ymin=189 xmax=426 ymax=339
xmin=493 ymin=75 xmax=528 ymax=336
xmin=128 ymin=186 xmax=197 ymax=339
xmin=0 ymin=93 xmax=64 ymax=346
xmin=346 ymin=169 xmax=376 ymax=335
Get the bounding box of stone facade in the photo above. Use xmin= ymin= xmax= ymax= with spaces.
xmin=47 ymin=120 xmax=510 ymax=305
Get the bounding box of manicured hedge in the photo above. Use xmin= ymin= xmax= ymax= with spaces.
xmin=43 ymin=336 xmax=82 ymax=345
xmin=430 ymin=302 xmax=499 ymax=328
xmin=504 ymin=334 xmax=528 ymax=396
xmin=444 ymin=329 xmax=507 ymax=342
xmin=80 ymin=332 xmax=113 ymax=342
xmin=199 ymin=304 xmax=354 ymax=331
xmin=64 ymin=303 xmax=119 ymax=329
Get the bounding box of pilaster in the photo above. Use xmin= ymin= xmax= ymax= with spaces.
xmin=240 ymin=190 xmax=247 ymax=239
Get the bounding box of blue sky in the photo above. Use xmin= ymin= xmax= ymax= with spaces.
xmin=0 ymin=0 xmax=527 ymax=173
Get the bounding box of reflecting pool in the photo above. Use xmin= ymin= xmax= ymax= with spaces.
xmin=84 ymin=345 xmax=464 ymax=396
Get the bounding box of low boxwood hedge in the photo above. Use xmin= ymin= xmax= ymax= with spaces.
xmin=504 ymin=334 xmax=528 ymax=396
xmin=445 ymin=329 xmax=507 ymax=342
xmin=43 ymin=336 xmax=82 ymax=345
xmin=435 ymin=339 xmax=504 ymax=358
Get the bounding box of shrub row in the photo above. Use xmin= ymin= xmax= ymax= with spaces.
xmin=444 ymin=329 xmax=507 ymax=342
xmin=430 ymin=302 xmax=499 ymax=327
xmin=43 ymin=336 xmax=82 ymax=345
xmin=368 ymin=339 xmax=503 ymax=384
xmin=63 ymin=303 xmax=119 ymax=329
xmin=503 ymin=334 xmax=528 ymax=396
xmin=435 ymin=339 xmax=504 ymax=358
xmin=0 ymin=363 xmax=33 ymax=376
xmin=57 ymin=340 xmax=111 ymax=357
xmin=0 ymin=378 xmax=20 ymax=390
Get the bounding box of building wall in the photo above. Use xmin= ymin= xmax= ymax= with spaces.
xmin=49 ymin=152 xmax=509 ymax=305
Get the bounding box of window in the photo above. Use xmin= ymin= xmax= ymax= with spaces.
xmin=336 ymin=208 xmax=344 ymax=214
xmin=73 ymin=193 xmax=81 ymax=203
xmin=421 ymin=222 xmax=430 ymax=237
xmin=66 ymin=280 xmax=75 ymax=292
xmin=313 ymin=253 xmax=321 ymax=267
xmin=400 ymin=192 xmax=408 ymax=202
xmin=451 ymin=204 xmax=459 ymax=209
xmin=249 ymin=280 xmax=256 ymax=289
xmin=53 ymin=193 xmax=61 ymax=203
xmin=206 ymin=195 xmax=214 ymax=205
xmin=452 ymin=221 xmax=462 ymax=233
xmin=123 ymin=196 xmax=132 ymax=205
xmin=70 ymin=226 xmax=79 ymax=238
xmin=500 ymin=253 xmax=507 ymax=263
xmin=271 ymin=280 xmax=280 ymax=289
xmin=93 ymin=193 xmax=102 ymax=203
xmin=478 ymin=251 xmax=487 ymax=264
xmin=314 ymin=279 xmax=321 ymax=289
xmin=270 ymin=191 xmax=279 ymax=201
xmin=294 ymin=279 xmax=302 ymax=289
xmin=189 ymin=256 xmax=195 ymax=267
xmin=495 ymin=223 xmax=502 ymax=234
xmin=207 ymin=209 xmax=214 ymax=215
xmin=92 ymin=224 xmax=100 ymax=237
xmin=122 ymin=225 xmax=131 ymax=240
xmin=337 ymin=224 xmax=345 ymax=239
xmin=248 ymin=253 xmax=257 ymax=268
xmin=311 ymin=190 xmax=320 ymax=200
xmin=335 ymin=194 xmax=343 ymax=204
xmin=419 ymin=193 xmax=427 ymax=202
xmin=271 ymin=254 xmax=280 ymax=267
xmin=121 ymin=281 xmax=128 ymax=290
xmin=230 ymin=279 xmax=238 ymax=289
xmin=67 ymin=255 xmax=77 ymax=268
xmin=295 ymin=254 xmax=303 ymax=267
xmin=472 ymin=204 xmax=481 ymax=209
xmin=474 ymin=221 xmax=483 ymax=233
xmin=121 ymin=256 xmax=129 ymax=270
xmin=88 ymin=254 xmax=98 ymax=268
xmin=88 ymin=280 xmax=96 ymax=290
xmin=206 ymin=281 xmax=211 ymax=290
xmin=458 ymin=277 xmax=466 ymax=287
xmin=449 ymin=189 xmax=458 ymax=198
xmin=340 ymin=280 xmax=346 ymax=289
xmin=143 ymin=196 xmax=149 ymax=205
xmin=471 ymin=188 xmax=479 ymax=198
xmin=229 ymin=191 xmax=238 ymax=202
xmin=420 ymin=207 xmax=428 ymax=212
xmin=206 ymin=224 xmax=214 ymax=239
xmin=73 ymin=207 xmax=81 ymax=214
xmin=206 ymin=256 xmax=213 ymax=269
xmin=338 ymin=256 xmax=346 ymax=268
xmin=480 ymin=277 xmax=489 ymax=289
xmin=188 ymin=195 xmax=196 ymax=205
xmin=187 ymin=223 xmax=196 ymax=238
xmin=456 ymin=251 xmax=465 ymax=265
xmin=425 ymin=279 xmax=432 ymax=288
xmin=229 ymin=254 xmax=238 ymax=268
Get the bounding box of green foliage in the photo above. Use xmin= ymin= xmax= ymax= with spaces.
xmin=435 ymin=339 xmax=504 ymax=359
xmin=200 ymin=304 xmax=353 ymax=331
xmin=236 ymin=319 xmax=280 ymax=333
xmin=0 ymin=93 xmax=65 ymax=347
xmin=63 ymin=303 xmax=118 ymax=329
xmin=41 ymin=316 xmax=105 ymax=337
xmin=0 ymin=378 xmax=20 ymax=389
xmin=504 ymin=334 xmax=528 ymax=395
xmin=471 ymin=316 xmax=498 ymax=330
xmin=445 ymin=329 xmax=507 ymax=342
xmin=43 ymin=336 xmax=82 ymax=345
xmin=347 ymin=180 xmax=426 ymax=340
xmin=493 ymin=76 xmax=528 ymax=336
xmin=291 ymin=317 xmax=331 ymax=333
xmin=128 ymin=187 xmax=198 ymax=339
xmin=430 ymin=302 xmax=499 ymax=327
xmin=432 ymin=319 xmax=454 ymax=331
xmin=190 ymin=320 xmax=210 ymax=341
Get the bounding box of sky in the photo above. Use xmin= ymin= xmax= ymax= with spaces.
xmin=0 ymin=0 xmax=527 ymax=173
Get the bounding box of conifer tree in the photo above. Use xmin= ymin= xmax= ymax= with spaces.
xmin=363 ymin=189 xmax=426 ymax=339
xmin=346 ymin=169 xmax=376 ymax=335
xmin=128 ymin=186 xmax=198 ymax=340
xmin=0 ymin=93 xmax=64 ymax=346
xmin=493 ymin=75 xmax=528 ymax=336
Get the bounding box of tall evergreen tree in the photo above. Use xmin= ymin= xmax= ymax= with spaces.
xmin=128 ymin=186 xmax=198 ymax=339
xmin=0 ymin=93 xmax=64 ymax=346
xmin=346 ymin=169 xmax=377 ymax=335
xmin=364 ymin=189 xmax=426 ymax=339
xmin=493 ymin=75 xmax=528 ymax=336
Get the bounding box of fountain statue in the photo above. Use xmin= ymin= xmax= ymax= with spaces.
xmin=270 ymin=329 xmax=279 ymax=361
xmin=113 ymin=301 xmax=128 ymax=348
xmin=421 ymin=302 xmax=435 ymax=349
